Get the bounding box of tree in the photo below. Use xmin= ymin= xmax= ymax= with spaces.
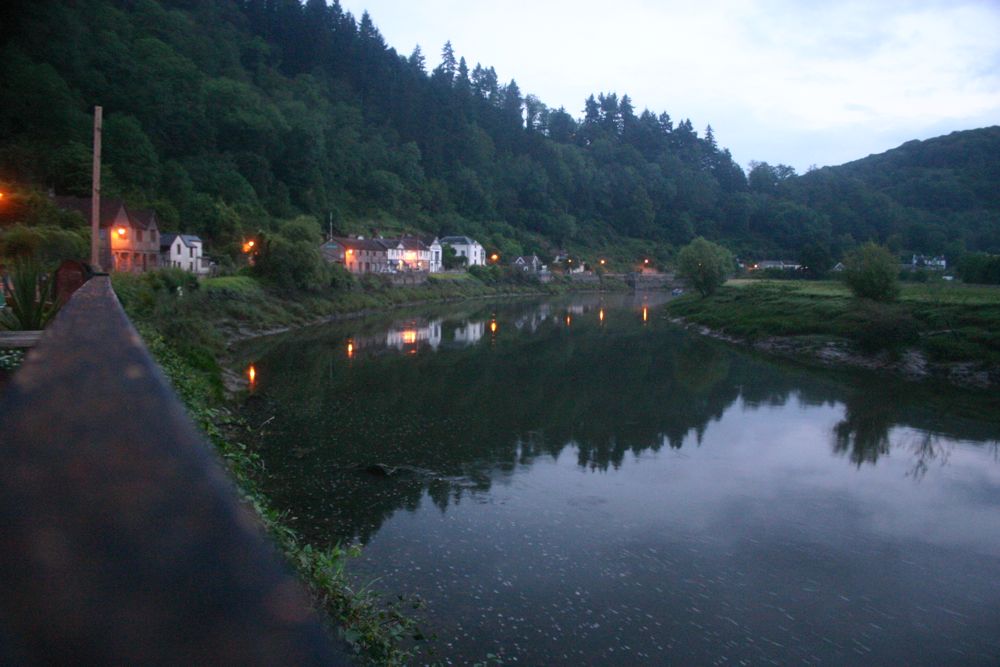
xmin=842 ymin=242 xmax=900 ymax=301
xmin=676 ymin=237 xmax=734 ymax=297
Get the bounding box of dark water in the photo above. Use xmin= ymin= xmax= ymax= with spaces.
xmin=237 ymin=294 xmax=1000 ymax=665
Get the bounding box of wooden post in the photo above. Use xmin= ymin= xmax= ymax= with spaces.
xmin=90 ymin=106 xmax=102 ymax=270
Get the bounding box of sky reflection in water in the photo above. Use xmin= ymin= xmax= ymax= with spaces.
xmin=239 ymin=294 xmax=1000 ymax=665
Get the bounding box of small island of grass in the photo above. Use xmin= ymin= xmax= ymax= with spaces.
xmin=667 ymin=278 xmax=1000 ymax=388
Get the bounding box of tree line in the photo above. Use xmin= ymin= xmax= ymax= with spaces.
xmin=1 ymin=0 xmax=998 ymax=272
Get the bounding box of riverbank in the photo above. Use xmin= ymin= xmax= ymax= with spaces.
xmin=666 ymin=279 xmax=1000 ymax=389
xmin=114 ymin=269 xmax=628 ymax=664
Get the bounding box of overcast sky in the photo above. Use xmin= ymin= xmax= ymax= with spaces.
xmin=339 ymin=0 xmax=1000 ymax=173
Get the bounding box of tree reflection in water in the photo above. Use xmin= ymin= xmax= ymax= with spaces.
xmin=237 ymin=296 xmax=1000 ymax=545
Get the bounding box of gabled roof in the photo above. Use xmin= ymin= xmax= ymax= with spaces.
xmin=160 ymin=233 xmax=203 ymax=252
xmin=399 ymin=236 xmax=428 ymax=250
xmin=440 ymin=235 xmax=479 ymax=246
xmin=52 ymin=196 xmax=158 ymax=230
xmin=130 ymin=208 xmax=160 ymax=231
xmin=328 ymin=237 xmax=389 ymax=252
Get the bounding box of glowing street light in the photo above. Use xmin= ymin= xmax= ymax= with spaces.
xmin=116 ymin=226 xmax=127 ymax=239
xmin=247 ymin=364 xmax=257 ymax=386
xmin=599 ymin=258 xmax=606 ymax=266
xmin=490 ymin=320 xmax=498 ymax=334
xmin=490 ymin=253 xmax=499 ymax=263
xmin=242 ymin=239 xmax=256 ymax=254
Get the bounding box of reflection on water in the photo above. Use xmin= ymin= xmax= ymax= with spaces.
xmin=237 ymin=294 xmax=1000 ymax=665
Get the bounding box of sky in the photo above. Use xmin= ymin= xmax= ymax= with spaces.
xmin=338 ymin=0 xmax=1000 ymax=173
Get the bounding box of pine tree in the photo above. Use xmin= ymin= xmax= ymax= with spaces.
xmin=408 ymin=45 xmax=426 ymax=72
xmin=437 ymin=40 xmax=457 ymax=81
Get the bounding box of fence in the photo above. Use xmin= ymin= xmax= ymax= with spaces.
xmin=0 ymin=277 xmax=349 ymax=664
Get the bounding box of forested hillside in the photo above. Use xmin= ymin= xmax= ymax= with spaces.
xmin=1 ymin=0 xmax=997 ymax=266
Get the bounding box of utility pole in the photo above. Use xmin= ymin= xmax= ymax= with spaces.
xmin=90 ymin=106 xmax=103 ymax=270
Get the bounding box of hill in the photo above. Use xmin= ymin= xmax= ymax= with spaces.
xmin=0 ymin=1 xmax=997 ymax=269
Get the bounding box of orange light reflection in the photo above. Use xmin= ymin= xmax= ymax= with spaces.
xmin=599 ymin=308 xmax=605 ymax=322
xmin=247 ymin=364 xmax=257 ymax=385
xmin=490 ymin=320 xmax=497 ymax=334
xmin=347 ymin=341 xmax=354 ymax=358
xmin=642 ymin=307 xmax=648 ymax=322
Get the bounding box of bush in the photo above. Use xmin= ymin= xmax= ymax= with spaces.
xmin=841 ymin=243 xmax=900 ymax=301
xmin=676 ymin=237 xmax=734 ymax=297
xmin=251 ymin=233 xmax=328 ymax=291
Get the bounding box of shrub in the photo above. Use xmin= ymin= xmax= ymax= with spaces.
xmin=0 ymin=257 xmax=59 ymax=330
xmin=676 ymin=237 xmax=734 ymax=297
xmin=841 ymin=242 xmax=900 ymax=301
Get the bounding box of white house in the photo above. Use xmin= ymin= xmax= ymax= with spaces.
xmin=428 ymin=238 xmax=443 ymax=273
xmin=160 ymin=233 xmax=209 ymax=275
xmin=912 ymin=254 xmax=947 ymax=270
xmin=440 ymin=235 xmax=486 ymax=267
xmin=381 ymin=237 xmax=431 ymax=272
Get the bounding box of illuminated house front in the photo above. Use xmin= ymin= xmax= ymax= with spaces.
xmin=381 ymin=237 xmax=432 ymax=272
xmin=54 ymin=197 xmax=160 ymax=273
xmin=322 ymin=237 xmax=390 ymax=274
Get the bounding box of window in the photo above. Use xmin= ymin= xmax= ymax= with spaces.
xmin=137 ymin=230 xmax=144 ymax=242
xmin=190 ymin=248 xmax=194 ymax=258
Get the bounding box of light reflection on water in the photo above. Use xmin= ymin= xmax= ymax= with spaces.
xmin=238 ymin=294 xmax=1000 ymax=665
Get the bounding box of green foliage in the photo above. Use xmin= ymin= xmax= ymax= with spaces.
xmin=843 ymin=301 xmax=920 ymax=354
xmin=4 ymin=2 xmax=997 ymax=281
xmin=957 ymin=253 xmax=1000 ymax=285
xmin=251 ymin=232 xmax=330 ymax=292
xmin=0 ymin=348 xmax=25 ymax=371
xmin=842 ymin=242 xmax=900 ymax=301
xmin=0 ymin=256 xmax=59 ymax=330
xmin=668 ymin=280 xmax=1000 ymax=363
xmin=0 ymin=224 xmax=89 ymax=266
xmin=676 ymin=237 xmax=734 ymax=297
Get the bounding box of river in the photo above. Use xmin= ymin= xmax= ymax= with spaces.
xmin=236 ymin=294 xmax=1000 ymax=665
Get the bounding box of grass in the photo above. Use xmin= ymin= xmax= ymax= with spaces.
xmin=669 ymin=279 xmax=1000 ymax=365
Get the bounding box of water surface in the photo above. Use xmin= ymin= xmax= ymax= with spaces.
xmin=238 ymin=295 xmax=1000 ymax=665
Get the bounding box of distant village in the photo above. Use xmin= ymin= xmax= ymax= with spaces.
xmin=51 ymin=195 xmax=950 ymax=280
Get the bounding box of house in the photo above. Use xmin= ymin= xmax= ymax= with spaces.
xmin=440 ymin=235 xmax=486 ymax=267
xmin=54 ymin=196 xmax=160 ymax=273
xmin=751 ymin=260 xmax=801 ymax=271
xmin=428 ymin=238 xmax=443 ymax=273
xmin=512 ymin=255 xmax=543 ymax=273
xmin=322 ymin=237 xmax=389 ymax=274
xmin=911 ymin=254 xmax=946 ymax=270
xmin=381 ymin=237 xmax=431 ymax=272
xmin=160 ymin=233 xmax=210 ymax=275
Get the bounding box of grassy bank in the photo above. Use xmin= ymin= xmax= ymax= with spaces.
xmin=667 ymin=279 xmax=1000 ymax=373
xmin=115 ymin=269 xmax=622 ymax=663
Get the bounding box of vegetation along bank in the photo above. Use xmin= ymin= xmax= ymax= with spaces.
xmin=667 ymin=279 xmax=1000 ymax=390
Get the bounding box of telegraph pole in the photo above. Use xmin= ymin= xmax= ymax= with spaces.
xmin=90 ymin=106 xmax=102 ymax=270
